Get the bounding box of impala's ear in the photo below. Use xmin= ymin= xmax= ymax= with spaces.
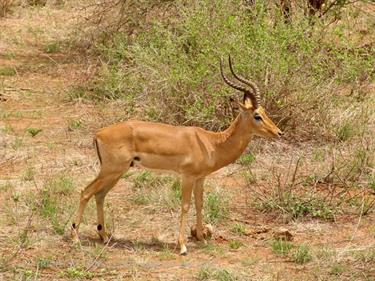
xmin=238 ymin=102 xmax=249 ymax=112
xmin=243 ymin=93 xmax=254 ymax=110
xmin=230 ymin=96 xmax=252 ymax=112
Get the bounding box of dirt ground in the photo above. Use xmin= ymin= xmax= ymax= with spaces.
xmin=0 ymin=2 xmax=374 ymax=281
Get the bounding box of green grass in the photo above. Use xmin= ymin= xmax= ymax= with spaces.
xmin=28 ymin=174 xmax=76 ymax=235
xmin=43 ymin=42 xmax=60 ymax=54
xmin=201 ymin=242 xmax=225 ymax=257
xmin=0 ymin=181 xmax=13 ymax=192
xmin=27 ymin=127 xmax=42 ymax=137
xmin=63 ymin=267 xmax=94 ymax=279
xmin=271 ymin=240 xmax=294 ymax=256
xmin=74 ymin=0 xmax=374 ymax=142
xmin=229 ymin=240 xmax=243 ymax=250
xmin=197 ymin=266 xmax=238 ymax=281
xmin=130 ymin=172 xmax=182 ymax=210
xmin=158 ymin=245 xmax=174 ymax=260
xmin=163 ymin=179 xmax=182 ymax=210
xmin=204 ymin=188 xmax=229 ymax=224
xmin=272 ymin=240 xmax=313 ymax=264
xmin=330 ymin=263 xmax=345 ymax=276
xmin=292 ymin=244 xmax=312 ymax=264
xmin=0 ymin=66 xmax=16 ymax=76
xmin=67 ymin=86 xmax=87 ymax=100
xmin=22 ymin=166 xmax=34 ymax=181
xmin=231 ymin=223 xmax=247 ymax=235
xmin=27 ymin=0 xmax=47 ymax=6
xmin=2 ymin=123 xmax=14 ymax=134
xmin=336 ymin=123 xmax=354 ymax=142
xmin=369 ymin=175 xmax=375 ymax=192
xmin=239 ymin=152 xmax=255 ymax=165
xmin=354 ymin=246 xmax=375 ymax=263
xmin=21 ymin=269 xmax=36 ymax=280
xmin=242 ymin=170 xmax=256 ymax=185
xmin=36 ymin=257 xmax=52 ymax=269
xmin=11 ymin=137 xmax=23 ymax=150
xmin=68 ymin=120 xmax=83 ymax=130
xmin=255 ymin=191 xmax=335 ymax=220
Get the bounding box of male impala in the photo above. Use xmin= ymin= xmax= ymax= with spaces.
xmin=71 ymin=56 xmax=282 ymax=255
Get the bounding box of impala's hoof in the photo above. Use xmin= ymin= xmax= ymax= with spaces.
xmin=180 ymin=245 xmax=188 ymax=256
xmin=98 ymin=233 xmax=110 ymax=244
xmin=191 ymin=224 xmax=213 ymax=240
xmin=101 ymin=235 xmax=110 ymax=244
xmin=204 ymin=224 xmax=214 ymax=239
xmin=72 ymin=236 xmax=80 ymax=244
xmin=71 ymin=225 xmax=80 ymax=243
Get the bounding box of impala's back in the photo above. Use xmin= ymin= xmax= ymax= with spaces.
xmin=95 ymin=120 xmax=213 ymax=175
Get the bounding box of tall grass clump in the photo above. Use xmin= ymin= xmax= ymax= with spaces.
xmin=0 ymin=0 xmax=14 ymax=17
xmin=28 ymin=175 xmax=76 ymax=235
xmin=74 ymin=0 xmax=374 ymax=141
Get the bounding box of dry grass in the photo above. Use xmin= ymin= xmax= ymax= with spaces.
xmin=0 ymin=1 xmax=374 ymax=280
xmin=0 ymin=0 xmax=14 ymax=17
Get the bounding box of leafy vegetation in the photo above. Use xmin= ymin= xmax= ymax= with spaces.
xmin=231 ymin=223 xmax=247 ymax=236
xmin=74 ymin=0 xmax=374 ymax=142
xmin=293 ymin=244 xmax=313 ymax=264
xmin=271 ymin=239 xmax=294 ymax=256
xmin=204 ymin=188 xmax=229 ymax=224
xmin=0 ymin=0 xmax=14 ymax=17
xmin=0 ymin=66 xmax=16 ymax=76
xmin=27 ymin=127 xmax=42 ymax=137
xmin=1 ymin=0 xmax=374 ymax=280
xmin=26 ymin=174 xmax=76 ymax=235
xmin=197 ymin=266 xmax=238 ymax=281
xmin=238 ymin=152 xmax=256 ymax=166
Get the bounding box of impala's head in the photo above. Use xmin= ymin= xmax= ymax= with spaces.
xmin=220 ymin=55 xmax=283 ymax=139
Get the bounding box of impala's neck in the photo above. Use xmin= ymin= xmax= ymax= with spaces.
xmin=211 ymin=113 xmax=253 ymax=170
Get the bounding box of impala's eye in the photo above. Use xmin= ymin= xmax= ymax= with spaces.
xmin=254 ymin=115 xmax=263 ymax=121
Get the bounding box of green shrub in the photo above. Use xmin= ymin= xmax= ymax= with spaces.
xmin=204 ymin=188 xmax=229 ymax=224
xmin=27 ymin=127 xmax=42 ymax=137
xmin=73 ymin=0 xmax=374 ymax=140
xmin=30 ymin=175 xmax=75 ymax=235
xmin=231 ymin=223 xmax=246 ymax=235
xmin=271 ymin=240 xmax=294 ymax=256
xmin=0 ymin=66 xmax=16 ymax=76
xmin=292 ymin=244 xmax=312 ymax=264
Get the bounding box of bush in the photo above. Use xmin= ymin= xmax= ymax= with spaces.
xmin=73 ymin=0 xmax=374 ymax=141
xmin=0 ymin=0 xmax=14 ymax=17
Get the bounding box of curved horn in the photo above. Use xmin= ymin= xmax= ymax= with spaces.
xmin=220 ymin=58 xmax=258 ymax=109
xmin=228 ymin=55 xmax=261 ymax=107
xmin=220 ymin=58 xmax=248 ymax=93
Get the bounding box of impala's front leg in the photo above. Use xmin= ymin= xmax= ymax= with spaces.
xmin=178 ymin=176 xmax=194 ymax=255
xmin=193 ymin=178 xmax=205 ymax=241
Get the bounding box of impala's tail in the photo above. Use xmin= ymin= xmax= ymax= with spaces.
xmin=93 ymin=137 xmax=102 ymax=165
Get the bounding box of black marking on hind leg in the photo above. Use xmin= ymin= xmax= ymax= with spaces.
xmin=97 ymin=224 xmax=102 ymax=231
xmin=130 ymin=161 xmax=134 ymax=167
xmin=72 ymin=223 xmax=76 ymax=229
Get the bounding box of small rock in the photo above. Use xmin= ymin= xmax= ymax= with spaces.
xmin=191 ymin=224 xmax=214 ymax=239
xmin=273 ymin=227 xmax=293 ymax=241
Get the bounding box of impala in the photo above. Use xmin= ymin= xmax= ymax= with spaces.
xmin=71 ymin=55 xmax=283 ymax=255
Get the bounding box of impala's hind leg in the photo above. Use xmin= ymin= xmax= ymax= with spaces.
xmin=71 ymin=171 xmax=124 ymax=242
xmin=95 ymin=171 xmax=126 ymax=243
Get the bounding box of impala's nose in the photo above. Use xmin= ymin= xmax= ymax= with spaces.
xmin=278 ymin=131 xmax=283 ymax=137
